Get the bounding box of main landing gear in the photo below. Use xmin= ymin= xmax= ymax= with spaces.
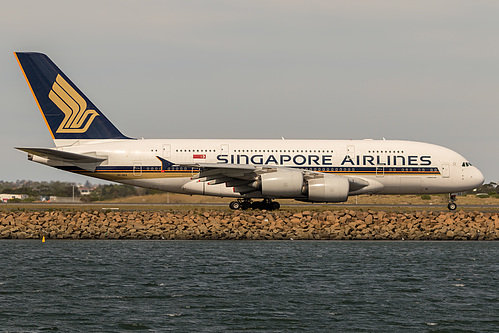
xmin=229 ymin=199 xmax=281 ymax=211
xmin=447 ymin=194 xmax=457 ymax=211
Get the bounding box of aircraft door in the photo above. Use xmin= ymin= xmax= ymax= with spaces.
xmin=162 ymin=144 xmax=171 ymax=158
xmin=133 ymin=163 xmax=142 ymax=177
xmin=441 ymin=163 xmax=450 ymax=178
xmin=347 ymin=145 xmax=355 ymax=159
xmin=376 ymin=166 xmax=384 ymax=177
xmin=221 ymin=144 xmax=229 ymax=154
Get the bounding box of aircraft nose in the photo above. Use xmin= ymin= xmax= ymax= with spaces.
xmin=471 ymin=167 xmax=485 ymax=188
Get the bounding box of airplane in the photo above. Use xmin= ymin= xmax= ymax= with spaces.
xmin=14 ymin=52 xmax=484 ymax=211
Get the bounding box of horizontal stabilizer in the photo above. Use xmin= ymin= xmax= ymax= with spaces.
xmin=16 ymin=147 xmax=106 ymax=163
xmin=16 ymin=147 xmax=106 ymax=172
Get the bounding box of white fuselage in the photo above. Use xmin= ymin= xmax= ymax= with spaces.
xmin=15 ymin=52 xmax=485 ymax=207
xmin=36 ymin=138 xmax=484 ymax=199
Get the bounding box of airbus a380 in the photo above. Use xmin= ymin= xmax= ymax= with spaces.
xmin=14 ymin=52 xmax=484 ymax=210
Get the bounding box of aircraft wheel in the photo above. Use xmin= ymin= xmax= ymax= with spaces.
xmin=271 ymin=201 xmax=280 ymax=210
xmin=229 ymin=201 xmax=240 ymax=210
xmin=447 ymin=202 xmax=457 ymax=211
xmin=262 ymin=201 xmax=272 ymax=210
xmin=241 ymin=201 xmax=251 ymax=210
xmin=251 ymin=201 xmax=263 ymax=210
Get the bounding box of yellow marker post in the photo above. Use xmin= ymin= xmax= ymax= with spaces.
xmin=42 ymin=236 xmax=45 ymax=243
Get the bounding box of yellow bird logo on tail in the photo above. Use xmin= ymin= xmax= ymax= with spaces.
xmin=49 ymin=74 xmax=99 ymax=133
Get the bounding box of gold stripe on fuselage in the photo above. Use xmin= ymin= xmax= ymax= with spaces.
xmin=66 ymin=169 xmax=439 ymax=182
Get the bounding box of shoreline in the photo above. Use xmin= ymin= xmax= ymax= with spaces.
xmin=1 ymin=209 xmax=498 ymax=240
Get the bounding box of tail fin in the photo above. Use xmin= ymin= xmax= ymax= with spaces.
xmin=15 ymin=52 xmax=131 ymax=142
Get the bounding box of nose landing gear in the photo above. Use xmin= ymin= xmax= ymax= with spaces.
xmin=229 ymin=199 xmax=280 ymax=211
xmin=447 ymin=194 xmax=457 ymax=210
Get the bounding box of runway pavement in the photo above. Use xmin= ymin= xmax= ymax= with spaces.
xmin=2 ymin=202 xmax=499 ymax=212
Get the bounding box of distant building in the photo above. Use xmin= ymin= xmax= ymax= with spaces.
xmin=79 ymin=188 xmax=92 ymax=196
xmin=48 ymin=196 xmax=81 ymax=203
xmin=0 ymin=194 xmax=28 ymax=202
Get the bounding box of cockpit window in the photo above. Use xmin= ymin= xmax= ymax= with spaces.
xmin=462 ymin=162 xmax=473 ymax=167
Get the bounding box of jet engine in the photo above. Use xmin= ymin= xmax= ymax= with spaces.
xmin=258 ymin=170 xmax=350 ymax=202
xmin=260 ymin=170 xmax=305 ymax=198
xmin=307 ymin=175 xmax=349 ymax=202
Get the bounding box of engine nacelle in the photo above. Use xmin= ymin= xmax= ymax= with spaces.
xmin=307 ymin=175 xmax=349 ymax=202
xmin=261 ymin=170 xmax=304 ymax=198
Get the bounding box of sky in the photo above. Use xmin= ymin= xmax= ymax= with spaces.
xmin=0 ymin=0 xmax=498 ymax=184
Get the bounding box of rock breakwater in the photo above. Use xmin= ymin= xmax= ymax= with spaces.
xmin=0 ymin=209 xmax=498 ymax=240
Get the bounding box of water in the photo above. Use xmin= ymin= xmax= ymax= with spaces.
xmin=0 ymin=240 xmax=497 ymax=332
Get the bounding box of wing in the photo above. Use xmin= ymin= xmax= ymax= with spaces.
xmin=157 ymin=157 xmax=378 ymax=197
xmin=157 ymin=156 xmax=274 ymax=194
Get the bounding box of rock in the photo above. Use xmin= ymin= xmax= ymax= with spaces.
xmin=0 ymin=209 xmax=497 ymax=241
